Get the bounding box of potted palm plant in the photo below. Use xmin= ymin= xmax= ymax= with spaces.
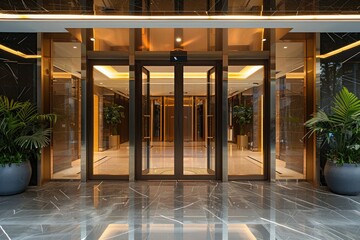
xmin=0 ymin=96 xmax=56 ymax=195
xmin=233 ymin=104 xmax=252 ymax=149
xmin=305 ymin=87 xmax=360 ymax=195
xmin=104 ymin=103 xmax=124 ymax=149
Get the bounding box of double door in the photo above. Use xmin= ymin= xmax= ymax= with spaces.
xmin=136 ymin=63 xmax=219 ymax=180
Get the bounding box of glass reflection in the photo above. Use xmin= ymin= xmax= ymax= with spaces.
xmin=228 ymin=65 xmax=264 ymax=176
xmin=51 ymin=42 xmax=81 ymax=179
xmin=275 ymin=42 xmax=306 ymax=179
xmin=92 ymin=65 xmax=130 ymax=176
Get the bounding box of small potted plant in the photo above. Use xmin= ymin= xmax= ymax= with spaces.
xmin=0 ymin=96 xmax=56 ymax=195
xmin=104 ymin=103 xmax=124 ymax=149
xmin=305 ymin=87 xmax=360 ymax=195
xmin=233 ymin=104 xmax=252 ymax=150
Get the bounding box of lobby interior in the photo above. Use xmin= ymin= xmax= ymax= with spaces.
xmin=1 ymin=0 xmax=360 ymax=239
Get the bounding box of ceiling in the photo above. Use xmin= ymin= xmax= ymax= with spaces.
xmin=1 ymin=16 xmax=360 ymax=32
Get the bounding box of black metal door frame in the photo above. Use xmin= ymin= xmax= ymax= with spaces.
xmin=135 ymin=60 xmax=223 ymax=180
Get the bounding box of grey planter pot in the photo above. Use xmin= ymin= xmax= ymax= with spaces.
xmin=0 ymin=161 xmax=32 ymax=196
xmin=324 ymin=161 xmax=360 ymax=196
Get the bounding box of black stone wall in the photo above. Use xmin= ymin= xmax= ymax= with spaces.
xmin=319 ymin=33 xmax=360 ymax=184
xmin=0 ymin=33 xmax=38 ymax=185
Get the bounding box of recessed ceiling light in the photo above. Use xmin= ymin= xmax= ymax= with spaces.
xmin=284 ymin=46 xmax=288 ymax=49
xmin=90 ymin=38 xmax=95 ymax=42
xmin=176 ymin=37 xmax=182 ymax=43
xmin=99 ymin=82 xmax=103 ymax=85
xmin=73 ymin=46 xmax=77 ymax=49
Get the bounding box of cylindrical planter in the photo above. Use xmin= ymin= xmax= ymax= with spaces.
xmin=324 ymin=161 xmax=360 ymax=196
xmin=0 ymin=161 xmax=32 ymax=196
xmin=109 ymin=135 xmax=120 ymax=149
xmin=237 ymin=135 xmax=248 ymax=150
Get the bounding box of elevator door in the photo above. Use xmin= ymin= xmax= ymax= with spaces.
xmin=139 ymin=64 xmax=217 ymax=180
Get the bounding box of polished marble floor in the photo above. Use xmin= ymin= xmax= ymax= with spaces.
xmin=1 ymin=181 xmax=359 ymax=240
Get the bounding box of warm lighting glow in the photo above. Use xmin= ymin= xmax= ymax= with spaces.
xmin=316 ymin=40 xmax=360 ymax=59
xmin=95 ymin=65 xmax=263 ymax=80
xmin=283 ymin=46 xmax=288 ymax=49
xmin=229 ymin=224 xmax=257 ymax=240
xmin=286 ymin=72 xmax=305 ymax=79
xmin=95 ymin=66 xmax=208 ymax=79
xmin=94 ymin=66 xmax=129 ymax=79
xmin=99 ymin=224 xmax=129 ymax=239
xmin=90 ymin=37 xmax=95 ymax=41
xmin=53 ymin=72 xmax=72 ymax=78
xmin=176 ymin=37 xmax=182 ymax=43
xmin=230 ymin=66 xmax=263 ymax=79
xmin=0 ymin=44 xmax=41 ymax=59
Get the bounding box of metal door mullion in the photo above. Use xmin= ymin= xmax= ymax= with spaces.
xmin=174 ymin=64 xmax=183 ymax=178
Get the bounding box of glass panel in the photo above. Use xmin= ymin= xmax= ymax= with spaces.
xmin=208 ymin=71 xmax=216 ymax=173
xmin=228 ymin=65 xmax=264 ymax=176
xmin=92 ymin=65 xmax=130 ymax=175
xmin=143 ymin=66 xmax=175 ymax=175
xmin=142 ymin=70 xmax=150 ymax=173
xmin=51 ymin=42 xmax=81 ymax=179
xmin=183 ymin=66 xmax=214 ymax=175
xmin=276 ymin=42 xmax=306 ymax=179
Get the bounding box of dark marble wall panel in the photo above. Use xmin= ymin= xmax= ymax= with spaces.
xmin=0 ymin=33 xmax=37 ymax=105
xmin=0 ymin=0 xmax=93 ymax=12
xmin=275 ymin=0 xmax=359 ymax=13
xmin=0 ymin=33 xmax=37 ymax=104
xmin=319 ymin=33 xmax=360 ymax=184
xmin=0 ymin=33 xmax=38 ymax=185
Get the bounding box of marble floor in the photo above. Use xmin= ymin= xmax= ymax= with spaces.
xmin=0 ymin=181 xmax=359 ymax=240
xmin=52 ymin=142 xmax=304 ymax=179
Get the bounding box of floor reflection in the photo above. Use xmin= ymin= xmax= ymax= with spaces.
xmin=1 ymin=181 xmax=359 ymax=240
xmin=52 ymin=142 xmax=304 ymax=179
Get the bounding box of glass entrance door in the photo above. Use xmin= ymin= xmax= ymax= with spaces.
xmin=138 ymin=64 xmax=218 ymax=180
xmin=141 ymin=66 xmax=175 ymax=175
